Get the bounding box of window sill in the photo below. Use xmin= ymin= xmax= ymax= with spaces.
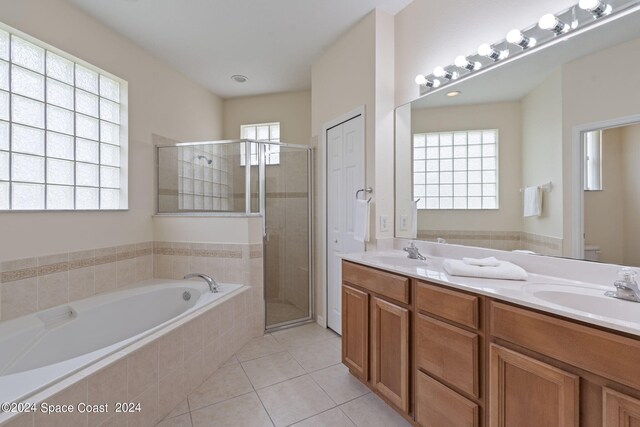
xmin=153 ymin=212 xmax=262 ymax=218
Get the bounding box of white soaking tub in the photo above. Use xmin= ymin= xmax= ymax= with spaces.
xmin=0 ymin=279 xmax=243 ymax=404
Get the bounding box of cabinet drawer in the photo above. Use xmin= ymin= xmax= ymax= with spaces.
xmin=491 ymin=302 xmax=640 ymax=391
xmin=416 ymin=281 xmax=479 ymax=329
xmin=342 ymin=261 xmax=410 ymax=304
xmin=416 ymin=313 xmax=480 ymax=397
xmin=416 ymin=371 xmax=479 ymax=427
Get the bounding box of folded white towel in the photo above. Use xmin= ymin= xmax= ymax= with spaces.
xmin=443 ymin=258 xmax=528 ymax=281
xmin=512 ymin=250 xmax=538 ymax=255
xmin=353 ymin=199 xmax=370 ymax=243
xmin=410 ymin=200 xmax=418 ymax=239
xmin=462 ymin=256 xmax=500 ymax=267
xmin=524 ymin=186 xmax=542 ymax=217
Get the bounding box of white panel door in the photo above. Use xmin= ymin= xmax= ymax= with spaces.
xmin=327 ymin=115 xmax=364 ymax=334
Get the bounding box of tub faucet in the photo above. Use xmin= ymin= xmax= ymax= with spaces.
xmin=184 ymin=273 xmax=219 ymax=293
xmin=606 ymin=268 xmax=640 ymax=303
xmin=403 ymin=242 xmax=426 ymax=260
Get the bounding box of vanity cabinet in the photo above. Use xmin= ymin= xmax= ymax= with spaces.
xmin=341 ymin=260 xmax=640 ymax=427
xmin=341 ymin=261 xmax=411 ymax=414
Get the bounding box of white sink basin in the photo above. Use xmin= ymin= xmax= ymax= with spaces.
xmin=365 ymin=255 xmax=429 ymax=268
xmin=523 ymin=283 xmax=640 ymax=323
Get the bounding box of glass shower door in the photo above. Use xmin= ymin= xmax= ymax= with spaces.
xmin=262 ymin=143 xmax=312 ymax=330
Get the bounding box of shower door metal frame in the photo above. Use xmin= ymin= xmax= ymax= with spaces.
xmin=260 ymin=141 xmax=314 ymax=332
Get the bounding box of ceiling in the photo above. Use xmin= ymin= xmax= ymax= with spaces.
xmin=65 ymin=0 xmax=413 ymax=98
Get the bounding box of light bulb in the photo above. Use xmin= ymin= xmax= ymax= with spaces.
xmin=415 ymin=74 xmax=427 ymax=85
xmin=477 ymin=43 xmax=493 ymax=57
xmin=579 ymin=0 xmax=612 ymax=17
xmin=433 ymin=66 xmax=458 ymax=80
xmin=506 ymin=29 xmax=536 ymax=49
xmin=538 ymin=14 xmax=570 ymax=34
xmin=454 ymin=55 xmax=481 ymax=71
xmin=478 ymin=43 xmax=507 ymax=61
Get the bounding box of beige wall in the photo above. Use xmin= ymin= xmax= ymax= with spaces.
xmin=222 ymin=90 xmax=311 ymax=145
xmin=311 ymin=9 xmax=395 ymax=324
xmin=622 ymin=124 xmax=640 ymax=266
xmin=584 ymin=128 xmax=624 ymax=264
xmin=562 ymin=37 xmax=640 ymax=257
xmin=0 ymin=0 xmax=223 ymax=261
xmin=521 ymin=70 xmax=563 ymax=239
xmin=393 ymin=0 xmax=576 ymax=107
xmin=412 ymin=101 xmax=523 ymax=232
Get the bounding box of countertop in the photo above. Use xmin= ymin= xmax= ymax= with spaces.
xmin=340 ymin=250 xmax=640 ymax=338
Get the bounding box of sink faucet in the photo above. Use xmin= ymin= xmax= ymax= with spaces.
xmin=184 ymin=273 xmax=219 ymax=293
xmin=605 ymin=268 xmax=640 ymax=303
xmin=403 ymin=242 xmax=426 ymax=260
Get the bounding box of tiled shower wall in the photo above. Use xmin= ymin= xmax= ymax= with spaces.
xmin=0 ymin=241 xmax=264 ymax=332
xmin=417 ymin=229 xmax=563 ymax=256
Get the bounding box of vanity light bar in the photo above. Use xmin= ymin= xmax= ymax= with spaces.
xmin=414 ymin=0 xmax=623 ymax=92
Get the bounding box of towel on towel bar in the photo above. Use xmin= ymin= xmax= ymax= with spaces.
xmin=410 ymin=200 xmax=418 ymax=239
xmin=443 ymin=258 xmax=528 ymax=281
xmin=354 ymin=199 xmax=370 ymax=243
xmin=523 ymin=186 xmax=542 ymax=217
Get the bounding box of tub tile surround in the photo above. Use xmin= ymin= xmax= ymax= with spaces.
xmin=1 ymin=286 xmax=258 ymax=427
xmin=0 ymin=241 xmax=264 ymax=326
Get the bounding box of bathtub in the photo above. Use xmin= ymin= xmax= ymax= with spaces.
xmin=0 ymin=279 xmax=243 ymax=405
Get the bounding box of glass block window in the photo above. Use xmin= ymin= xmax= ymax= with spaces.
xmin=0 ymin=26 xmax=126 ymax=210
xmin=240 ymin=122 xmax=280 ymax=166
xmin=413 ymin=130 xmax=499 ymax=210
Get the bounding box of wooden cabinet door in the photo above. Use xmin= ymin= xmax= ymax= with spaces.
xmin=370 ymin=296 xmax=410 ymax=413
xmin=342 ymin=285 xmax=369 ymax=381
xmin=489 ymin=344 xmax=579 ymax=427
xmin=416 ymin=370 xmax=479 ymax=427
xmin=603 ymin=387 xmax=640 ymax=427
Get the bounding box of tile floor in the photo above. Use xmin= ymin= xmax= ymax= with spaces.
xmin=156 ymin=323 xmax=411 ymax=427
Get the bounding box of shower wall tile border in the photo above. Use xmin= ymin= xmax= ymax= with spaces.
xmin=0 ymin=241 xmax=264 ymax=323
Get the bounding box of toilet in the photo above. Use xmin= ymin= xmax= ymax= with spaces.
xmin=584 ymin=245 xmax=601 ymax=262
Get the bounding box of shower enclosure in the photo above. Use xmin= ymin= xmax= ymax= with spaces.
xmin=156 ymin=139 xmax=312 ymax=331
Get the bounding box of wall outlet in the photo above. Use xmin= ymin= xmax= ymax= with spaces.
xmin=380 ymin=215 xmax=389 ymax=232
xmin=400 ymin=215 xmax=409 ymax=231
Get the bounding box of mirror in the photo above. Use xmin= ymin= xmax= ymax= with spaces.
xmin=395 ymin=5 xmax=640 ymax=266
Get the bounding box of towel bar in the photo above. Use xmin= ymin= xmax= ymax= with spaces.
xmin=355 ymin=187 xmax=373 ymax=200
xmin=519 ymin=182 xmax=553 ymax=193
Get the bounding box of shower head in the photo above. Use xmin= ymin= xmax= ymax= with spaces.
xmin=196 ymin=155 xmax=212 ymax=165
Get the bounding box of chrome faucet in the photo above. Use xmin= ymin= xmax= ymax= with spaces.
xmin=605 ymin=268 xmax=640 ymax=303
xmin=184 ymin=273 xmax=219 ymax=293
xmin=403 ymin=242 xmax=426 ymax=260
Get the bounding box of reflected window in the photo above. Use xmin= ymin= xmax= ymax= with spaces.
xmin=584 ymin=130 xmax=602 ymax=191
xmin=0 ymin=26 xmax=127 ymax=211
xmin=413 ymin=129 xmax=499 ymax=210
xmin=240 ymin=122 xmax=280 ymax=166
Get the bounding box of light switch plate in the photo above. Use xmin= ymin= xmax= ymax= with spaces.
xmin=380 ymin=215 xmax=389 ymax=232
xmin=400 ymin=215 xmax=408 ymax=231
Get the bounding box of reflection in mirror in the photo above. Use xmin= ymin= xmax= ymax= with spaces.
xmin=395 ymin=7 xmax=640 ymax=265
xmin=584 ymin=124 xmax=640 ymax=265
